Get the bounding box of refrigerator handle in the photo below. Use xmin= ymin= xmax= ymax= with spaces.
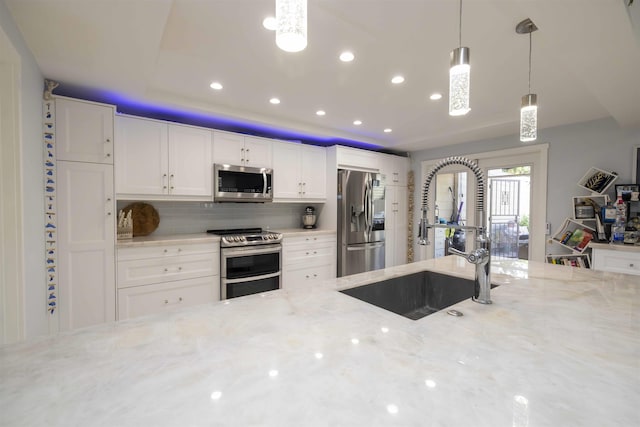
xmin=363 ymin=177 xmax=370 ymax=232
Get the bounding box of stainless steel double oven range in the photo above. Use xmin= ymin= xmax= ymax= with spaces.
xmin=207 ymin=228 xmax=282 ymax=300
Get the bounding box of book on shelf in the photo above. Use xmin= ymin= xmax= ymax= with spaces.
xmin=574 ymin=229 xmax=594 ymax=251
xmin=559 ymin=230 xmax=573 ymax=244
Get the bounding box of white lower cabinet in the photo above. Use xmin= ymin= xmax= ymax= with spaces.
xmin=283 ymin=234 xmax=336 ymax=289
xmin=116 ymin=241 xmax=219 ymax=320
xmin=592 ymin=247 xmax=640 ymax=276
xmin=57 ymin=160 xmax=115 ymax=331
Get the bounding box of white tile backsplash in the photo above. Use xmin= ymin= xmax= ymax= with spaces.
xmin=117 ymin=201 xmax=324 ymax=235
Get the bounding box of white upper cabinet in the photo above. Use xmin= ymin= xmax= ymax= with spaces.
xmin=273 ymin=142 xmax=326 ymax=202
xmin=335 ymin=146 xmax=380 ymax=171
xmin=115 ymin=116 xmax=168 ymax=196
xmin=213 ymin=131 xmax=272 ymax=168
xmin=115 ymin=116 xmax=213 ymax=200
xmin=380 ymin=153 xmax=409 ymax=186
xmin=168 ymin=124 xmax=214 ymax=196
xmin=55 ymin=97 xmax=115 ymax=164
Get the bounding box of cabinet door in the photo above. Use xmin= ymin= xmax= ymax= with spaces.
xmin=56 ymin=98 xmax=114 ymax=164
xmin=213 ymin=131 xmax=244 ymax=165
xmin=57 ymin=161 xmax=115 ymax=331
xmin=244 ymin=136 xmax=273 ymax=168
xmin=385 ymin=186 xmax=408 ymax=267
xmin=300 ymin=145 xmax=326 ymax=200
xmin=168 ymin=124 xmax=213 ymax=196
xmin=393 ymin=186 xmax=408 ymax=265
xmin=273 ymin=142 xmax=302 ymax=199
xmin=115 ymin=116 xmax=168 ymax=196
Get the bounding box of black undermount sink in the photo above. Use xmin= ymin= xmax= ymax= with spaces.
xmin=340 ymin=271 xmax=496 ymax=320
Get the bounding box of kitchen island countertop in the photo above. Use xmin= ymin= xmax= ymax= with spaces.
xmin=1 ymin=257 xmax=638 ymax=426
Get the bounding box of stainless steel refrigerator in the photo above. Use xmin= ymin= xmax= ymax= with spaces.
xmin=337 ymin=169 xmax=385 ymax=277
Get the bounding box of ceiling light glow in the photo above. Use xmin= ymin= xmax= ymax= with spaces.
xmin=353 ymin=120 xmax=362 ymax=126
xmin=270 ymin=98 xmax=281 ymax=104
xmin=391 ymin=75 xmax=405 ymax=84
xmin=383 ymin=128 xmax=392 ymax=133
xmin=339 ymin=51 xmax=355 ymax=62
xmin=429 ymin=93 xmax=442 ymax=100
xmin=263 ymin=16 xmax=277 ymax=31
xmin=209 ymin=82 xmax=223 ymax=90
xmin=316 ymin=110 xmax=326 ymax=116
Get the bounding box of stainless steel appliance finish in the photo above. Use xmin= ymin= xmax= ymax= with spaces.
xmin=337 ymin=169 xmax=385 ymax=277
xmin=214 ymin=164 xmax=273 ymax=202
xmin=208 ymin=228 xmax=282 ymax=299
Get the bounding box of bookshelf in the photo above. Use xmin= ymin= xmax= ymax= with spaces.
xmin=547 ymin=166 xmax=617 ymax=269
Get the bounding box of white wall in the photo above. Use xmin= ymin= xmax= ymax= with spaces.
xmin=0 ymin=2 xmax=46 ymax=338
xmin=410 ymin=116 xmax=640 ymax=252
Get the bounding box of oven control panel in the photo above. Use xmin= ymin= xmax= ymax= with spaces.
xmin=220 ymin=233 xmax=283 ymax=247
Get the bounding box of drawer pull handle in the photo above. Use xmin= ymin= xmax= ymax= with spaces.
xmin=178 ymin=267 xmax=182 ymax=271
xmin=630 ymin=263 xmax=635 ymax=268
xmin=313 ymin=251 xmax=317 ymax=254
xmin=164 ymin=249 xmax=168 ymax=253
xmin=306 ymin=252 xmax=309 ymax=255
xmin=305 ymin=275 xmax=309 ymax=279
xmin=178 ymin=297 xmax=183 ymax=302
xmin=164 ymin=268 xmax=168 ymax=272
xmin=164 ymin=299 xmax=169 ymax=304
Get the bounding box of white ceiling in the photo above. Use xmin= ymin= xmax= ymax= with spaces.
xmin=6 ymin=0 xmax=640 ymax=152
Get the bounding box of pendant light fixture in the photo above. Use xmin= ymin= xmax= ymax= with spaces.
xmin=275 ymin=0 xmax=307 ymax=52
xmin=449 ymin=0 xmax=470 ymax=116
xmin=517 ymin=18 xmax=538 ymax=142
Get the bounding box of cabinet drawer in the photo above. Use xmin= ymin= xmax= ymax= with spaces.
xmin=593 ymin=248 xmax=640 ymax=276
xmin=117 ymin=276 xmax=218 ymax=320
xmin=283 ymin=263 xmax=335 ymax=290
xmin=118 ymin=253 xmax=218 ymax=288
xmin=117 ymin=242 xmax=218 ymax=261
xmin=284 ymin=234 xmax=336 ymax=247
xmin=284 ymin=243 xmax=334 ymax=266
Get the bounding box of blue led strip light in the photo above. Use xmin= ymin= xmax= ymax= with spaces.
xmin=43 ymin=99 xmax=57 ymax=315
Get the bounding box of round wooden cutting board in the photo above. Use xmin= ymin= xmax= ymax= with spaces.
xmin=122 ymin=202 xmax=160 ymax=236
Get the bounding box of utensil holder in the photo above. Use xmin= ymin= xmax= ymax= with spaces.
xmin=117 ymin=224 xmax=133 ymax=240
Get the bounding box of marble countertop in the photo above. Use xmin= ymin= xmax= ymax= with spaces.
xmin=590 ymin=241 xmax=640 ymax=252
xmin=116 ymin=233 xmax=220 ymax=247
xmin=1 ymin=258 xmax=638 ymax=426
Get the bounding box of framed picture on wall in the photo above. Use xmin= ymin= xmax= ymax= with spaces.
xmin=634 ymin=145 xmax=640 ymax=184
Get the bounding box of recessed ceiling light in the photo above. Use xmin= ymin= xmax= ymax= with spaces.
xmin=430 ymin=92 xmax=443 ymax=100
xmin=270 ymin=97 xmax=281 ymax=105
xmin=262 ymin=16 xmax=276 ymax=31
xmin=209 ymin=82 xmax=223 ymax=90
xmin=339 ymin=51 xmax=355 ymax=62
xmin=391 ymin=75 xmax=405 ymax=84
xmin=316 ymin=110 xmax=326 ymax=116
xmin=384 ymin=128 xmax=392 ymax=133
xmin=353 ymin=120 xmax=362 ymax=125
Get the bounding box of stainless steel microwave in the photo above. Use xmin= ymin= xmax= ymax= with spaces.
xmin=213 ymin=164 xmax=273 ymax=202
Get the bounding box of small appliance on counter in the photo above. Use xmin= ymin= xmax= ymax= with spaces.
xmin=302 ymin=206 xmax=317 ymax=229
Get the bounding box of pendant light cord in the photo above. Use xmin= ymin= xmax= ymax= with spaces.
xmin=458 ymin=0 xmax=463 ymax=47
xmin=528 ymin=30 xmax=532 ymax=93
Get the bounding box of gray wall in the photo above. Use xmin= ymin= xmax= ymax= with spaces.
xmin=0 ymin=2 xmax=46 ymax=338
xmin=410 ymin=116 xmax=640 ymax=253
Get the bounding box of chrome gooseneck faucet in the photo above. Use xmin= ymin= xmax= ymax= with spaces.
xmin=418 ymin=156 xmax=492 ymax=304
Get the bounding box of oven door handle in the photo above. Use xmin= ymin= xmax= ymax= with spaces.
xmin=222 ymin=271 xmax=281 ymax=285
xmin=262 ymin=170 xmax=268 ymax=196
xmin=222 ymin=245 xmax=282 ymax=257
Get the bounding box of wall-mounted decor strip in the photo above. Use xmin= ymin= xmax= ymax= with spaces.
xmin=43 ymin=80 xmax=58 ymax=316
